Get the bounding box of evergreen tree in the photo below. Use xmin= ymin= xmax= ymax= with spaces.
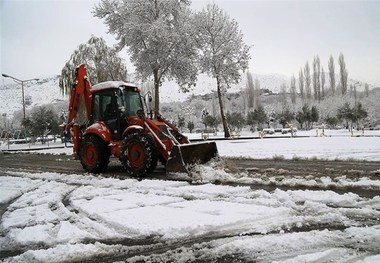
xmin=226 ymin=112 xmax=245 ymax=133
xmin=187 ymin=121 xmax=195 ymax=133
xmin=247 ymin=105 xmax=267 ymax=131
xmin=296 ymin=104 xmax=311 ymax=130
xmin=310 ymin=106 xmax=319 ymax=127
xmin=277 ymin=108 xmax=294 ymax=128
xmin=337 ymin=102 xmax=353 ymax=129
xmin=178 ymin=116 xmax=185 ymax=132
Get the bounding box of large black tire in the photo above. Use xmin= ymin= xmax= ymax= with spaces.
xmin=120 ymin=132 xmax=158 ymax=177
xmin=79 ymin=135 xmax=110 ymax=173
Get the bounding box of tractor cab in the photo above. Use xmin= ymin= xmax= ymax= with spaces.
xmin=91 ymin=82 xmax=144 ymax=140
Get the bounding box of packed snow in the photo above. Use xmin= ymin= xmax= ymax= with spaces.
xmin=1 ymin=129 xmax=379 ymax=262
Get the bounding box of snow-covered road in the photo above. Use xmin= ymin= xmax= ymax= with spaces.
xmin=1 ymin=168 xmax=379 ymax=262
xmin=1 ymin=132 xmax=380 ymax=262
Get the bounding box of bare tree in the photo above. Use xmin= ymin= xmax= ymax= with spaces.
xmin=328 ymin=55 xmax=336 ymax=95
xmin=94 ymin=0 xmax=198 ymax=117
xmin=193 ymin=3 xmax=250 ymax=138
xmin=339 ymin=53 xmax=348 ymax=96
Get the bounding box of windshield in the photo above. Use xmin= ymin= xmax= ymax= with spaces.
xmin=123 ymin=90 xmax=143 ymax=116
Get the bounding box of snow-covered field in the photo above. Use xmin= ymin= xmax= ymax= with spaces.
xmin=2 ymin=129 xmax=380 ymax=161
xmin=1 ymin=129 xmax=379 ymax=262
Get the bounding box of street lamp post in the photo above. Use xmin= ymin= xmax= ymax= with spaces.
xmin=1 ymin=74 xmax=39 ymax=120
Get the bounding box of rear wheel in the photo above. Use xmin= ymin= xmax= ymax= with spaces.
xmin=120 ymin=132 xmax=158 ymax=177
xmin=79 ymin=135 xmax=110 ymax=173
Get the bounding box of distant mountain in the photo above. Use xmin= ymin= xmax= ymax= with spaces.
xmin=158 ymin=73 xmax=376 ymax=103
xmin=1 ymin=73 xmax=377 ymax=118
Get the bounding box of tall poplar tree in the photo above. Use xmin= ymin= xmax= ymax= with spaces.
xmin=298 ymin=69 xmax=305 ymax=101
xmin=304 ymin=62 xmax=312 ymax=100
xmin=339 ymin=53 xmax=348 ymax=96
xmin=328 ymin=55 xmax=336 ymax=95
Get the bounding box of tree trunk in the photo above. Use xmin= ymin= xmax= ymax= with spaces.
xmin=153 ymin=69 xmax=160 ymax=119
xmin=216 ymin=77 xmax=230 ymax=138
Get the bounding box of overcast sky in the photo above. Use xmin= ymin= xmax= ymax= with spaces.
xmin=1 ymin=0 xmax=380 ymax=85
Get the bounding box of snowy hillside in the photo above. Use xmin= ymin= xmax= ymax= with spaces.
xmin=0 ymin=76 xmax=67 ymax=118
xmin=0 ymin=73 xmax=290 ymax=117
xmin=1 ymin=73 xmax=377 ymax=118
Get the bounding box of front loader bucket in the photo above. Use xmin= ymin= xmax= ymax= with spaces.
xmin=166 ymin=141 xmax=218 ymax=173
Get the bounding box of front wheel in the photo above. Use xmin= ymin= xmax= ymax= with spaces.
xmin=120 ymin=132 xmax=157 ymax=177
xmin=79 ymin=135 xmax=110 ymax=173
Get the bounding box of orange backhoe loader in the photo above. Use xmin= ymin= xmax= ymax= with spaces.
xmin=65 ymin=64 xmax=218 ymax=176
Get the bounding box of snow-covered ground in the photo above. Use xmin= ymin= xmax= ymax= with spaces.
xmin=1 ymin=129 xmax=379 ymax=262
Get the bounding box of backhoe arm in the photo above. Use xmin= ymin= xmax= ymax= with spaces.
xmin=65 ymin=64 xmax=92 ymax=133
xmin=65 ymin=64 xmax=92 ymax=158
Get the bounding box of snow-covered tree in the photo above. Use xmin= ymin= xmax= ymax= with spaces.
xmin=94 ymin=0 xmax=198 ymax=118
xmin=60 ymin=35 xmax=127 ymax=95
xmin=193 ymin=3 xmax=250 ymax=138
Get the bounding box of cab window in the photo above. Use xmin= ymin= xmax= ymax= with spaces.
xmin=124 ymin=90 xmax=143 ymax=116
